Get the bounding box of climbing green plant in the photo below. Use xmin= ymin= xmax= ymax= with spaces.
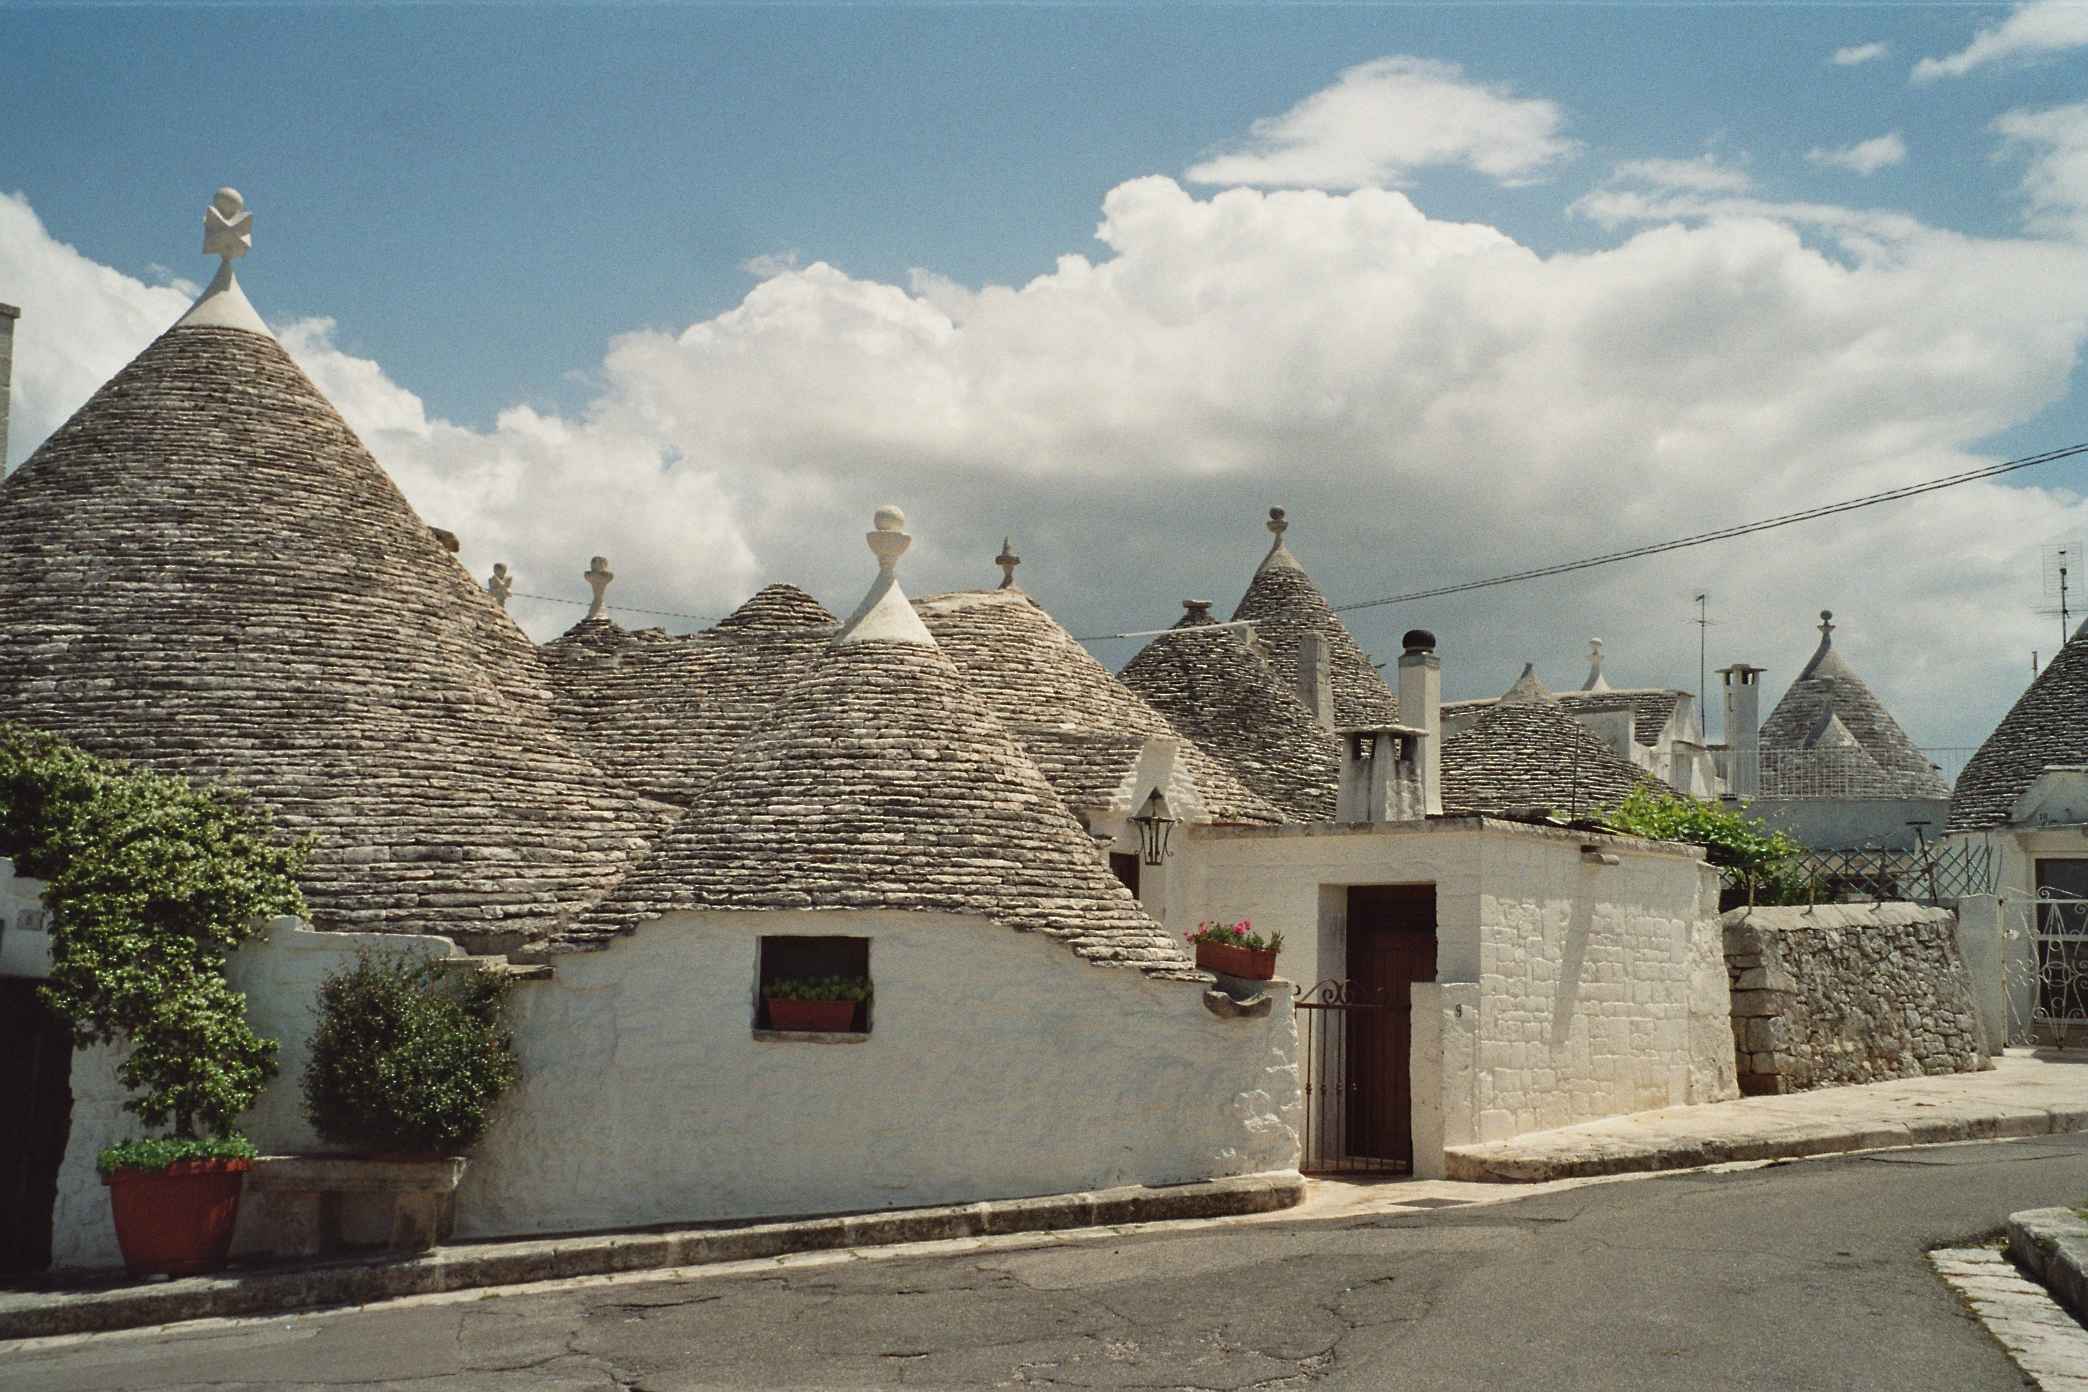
xmin=1605 ymin=787 xmax=1811 ymax=907
xmin=0 ymin=722 xmax=305 ymax=1144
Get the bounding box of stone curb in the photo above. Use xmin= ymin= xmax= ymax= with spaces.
xmin=1443 ymin=1103 xmax=2088 ymax=1183
xmin=2007 ymin=1206 xmax=2088 ymax=1327
xmin=0 ymin=1172 xmax=1303 ymax=1341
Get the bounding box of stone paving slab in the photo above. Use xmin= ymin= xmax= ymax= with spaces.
xmin=0 ymin=1172 xmax=1302 ymax=1341
xmin=1447 ymin=1048 xmax=2088 ymax=1182
xmin=1932 ymin=1246 xmax=2088 ymax=1392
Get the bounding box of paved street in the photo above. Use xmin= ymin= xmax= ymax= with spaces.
xmin=10 ymin=1134 xmax=2088 ymax=1392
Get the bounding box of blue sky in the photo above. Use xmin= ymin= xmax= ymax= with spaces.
xmin=5 ymin=2 xmax=2088 ymax=752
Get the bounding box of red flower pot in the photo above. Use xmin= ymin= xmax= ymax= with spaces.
xmin=102 ymin=1158 xmax=250 ymax=1277
xmin=766 ymin=998 xmax=859 ymax=1032
xmin=1195 ymin=940 xmax=1278 ymax=981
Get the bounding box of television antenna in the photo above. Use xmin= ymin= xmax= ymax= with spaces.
xmin=2039 ymin=541 xmax=2083 ymax=644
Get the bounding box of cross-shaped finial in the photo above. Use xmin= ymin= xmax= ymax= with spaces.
xmin=203 ymin=189 xmax=252 ymax=262
xmin=487 ymin=563 xmax=513 ymax=609
xmin=584 ymin=557 xmax=614 ymax=620
xmin=1818 ymin=609 xmax=1834 ymax=642
xmin=1267 ymin=506 xmax=1287 ymax=538
xmin=995 ymin=536 xmax=1021 ymax=589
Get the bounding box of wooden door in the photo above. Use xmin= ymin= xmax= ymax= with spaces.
xmin=1345 ymin=885 xmax=1437 ymax=1169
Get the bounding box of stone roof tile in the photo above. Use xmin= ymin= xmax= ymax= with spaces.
xmin=1950 ymin=627 xmax=2088 ymax=832
xmin=1440 ymin=699 xmax=1653 ymax=818
xmin=1229 ymin=509 xmax=1401 ymax=728
xmin=1759 ymin=612 xmax=1949 ymax=802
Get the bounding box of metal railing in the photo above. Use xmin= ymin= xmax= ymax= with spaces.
xmin=1773 ymin=840 xmax=1995 ymax=906
xmin=2030 ymin=888 xmax=2088 ymax=1032
xmin=1293 ymin=980 xmax=1405 ymax=1176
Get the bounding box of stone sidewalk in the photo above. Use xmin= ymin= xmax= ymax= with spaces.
xmin=1447 ymin=1047 xmax=2088 ymax=1182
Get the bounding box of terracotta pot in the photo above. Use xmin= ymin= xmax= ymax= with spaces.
xmin=1195 ymin=940 xmax=1278 ymax=981
xmin=102 ymin=1158 xmax=250 ymax=1277
xmin=766 ymin=998 xmax=859 ymax=1032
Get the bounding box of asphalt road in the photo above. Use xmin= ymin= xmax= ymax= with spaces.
xmin=10 ymin=1134 xmax=2087 ymax=1392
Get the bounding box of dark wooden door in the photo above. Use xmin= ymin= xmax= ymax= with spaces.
xmin=1345 ymin=885 xmax=1437 ymax=1169
xmin=0 ymin=977 xmax=74 ymax=1274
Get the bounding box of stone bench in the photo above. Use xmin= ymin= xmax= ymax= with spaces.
xmin=247 ymin=1156 xmax=466 ymax=1256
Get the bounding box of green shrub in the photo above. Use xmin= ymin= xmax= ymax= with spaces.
xmin=302 ymin=953 xmax=517 ymax=1155
xmin=763 ymin=975 xmax=874 ymax=1002
xmin=1605 ymin=787 xmax=1811 ymax=907
xmin=96 ymin=1135 xmax=257 ymax=1177
xmin=0 ymin=723 xmax=302 ymax=1146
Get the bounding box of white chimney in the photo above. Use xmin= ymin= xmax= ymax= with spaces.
xmin=1297 ymin=630 xmax=1334 ymax=729
xmin=1337 ymin=727 xmax=1426 ymax=823
xmin=1397 ymin=629 xmax=1443 ymax=816
xmin=0 ymin=303 xmax=17 ymax=469
xmin=1720 ymin=663 xmax=1764 ymax=797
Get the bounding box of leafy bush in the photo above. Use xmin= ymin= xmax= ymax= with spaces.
xmin=0 ymin=723 xmax=302 ymax=1143
xmin=97 ymin=1135 xmax=257 ymax=1177
xmin=763 ymin=975 xmax=874 ymax=1002
xmin=301 ymin=953 xmax=517 ymax=1155
xmin=1605 ymin=787 xmax=1811 ymax=906
xmin=1185 ymin=920 xmax=1285 ymax=954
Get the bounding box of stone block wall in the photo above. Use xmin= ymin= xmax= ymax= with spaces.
xmin=1722 ymin=902 xmax=1990 ymax=1095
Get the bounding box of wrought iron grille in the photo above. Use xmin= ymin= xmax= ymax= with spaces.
xmin=1293 ymin=979 xmax=1404 ymax=1176
xmin=1780 ymin=840 xmax=1995 ymax=906
xmin=2031 ymin=888 xmax=2088 ymax=1031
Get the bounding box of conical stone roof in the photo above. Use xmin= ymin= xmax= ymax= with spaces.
xmin=541 ymin=584 xmax=837 ymax=806
xmin=1951 ymin=627 xmax=2088 ymax=832
xmin=914 ymin=588 xmax=1283 ymax=825
xmin=587 ymin=517 xmax=1193 ymax=974
xmin=0 ymin=309 xmax=668 ymax=940
xmin=1759 ymin=612 xmax=1948 ymax=801
xmin=1119 ymin=603 xmax=1340 ymax=821
xmin=1229 ymin=508 xmax=1401 ymax=728
xmin=1440 ymin=700 xmax=1652 ymax=819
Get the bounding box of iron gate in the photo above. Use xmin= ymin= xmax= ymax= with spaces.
xmin=1294 ymin=979 xmax=1404 ymax=1175
xmin=2031 ymin=888 xmax=2088 ymax=1038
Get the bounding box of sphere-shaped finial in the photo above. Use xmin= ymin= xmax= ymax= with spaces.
xmin=203 ymin=188 xmax=253 ymax=261
xmin=874 ymin=505 xmax=907 ymax=533
xmin=867 ymin=506 xmax=912 ymax=569
xmin=1818 ymin=609 xmax=1835 ymax=641
xmin=1267 ymin=506 xmax=1287 ymax=536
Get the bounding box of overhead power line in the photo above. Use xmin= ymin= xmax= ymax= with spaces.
xmin=1329 ymin=441 xmax=2088 ymax=614
xmin=512 ymin=591 xmax=720 ymax=624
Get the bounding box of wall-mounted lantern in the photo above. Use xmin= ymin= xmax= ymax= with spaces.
xmin=1129 ymin=788 xmax=1178 ymax=867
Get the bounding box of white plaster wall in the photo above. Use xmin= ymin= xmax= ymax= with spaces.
xmin=1959 ymin=829 xmax=2088 ymax=1042
xmin=1746 ymin=798 xmax=1952 ymax=851
xmin=1172 ymin=819 xmax=1735 ymax=1163
xmin=47 ymin=919 xmax=457 ymax=1270
xmin=457 ymin=909 xmax=1298 ymax=1238
xmin=0 ymin=858 xmax=50 ymax=978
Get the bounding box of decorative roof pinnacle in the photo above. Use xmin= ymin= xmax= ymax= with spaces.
xmin=996 ymin=535 xmax=1021 ymax=589
xmin=584 ymin=556 xmax=614 ymax=620
xmin=487 ymin=563 xmax=513 ymax=610
xmin=175 ymin=187 xmax=270 ymax=335
xmin=867 ymin=505 xmax=911 ymax=572
xmin=1581 ymin=638 xmax=1610 ymax=692
xmin=836 ymin=506 xmax=935 ymax=646
xmin=1257 ymin=506 xmax=1303 ymax=574
xmin=1818 ymin=609 xmax=1834 ymax=642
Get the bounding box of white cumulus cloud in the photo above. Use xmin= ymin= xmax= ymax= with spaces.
xmin=1914 ymin=1 xmax=2088 ymax=81
xmin=1186 ymin=56 xmax=1577 ymax=190
xmin=8 ymin=109 xmax=2088 ymax=752
xmin=1809 ymin=133 xmax=1909 ymax=176
xmin=1833 ymin=42 xmax=1889 ymax=66
xmin=1995 ymin=103 xmax=2088 ymax=240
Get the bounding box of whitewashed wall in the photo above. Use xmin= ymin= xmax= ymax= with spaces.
xmin=47 ymin=908 xmax=1297 ymax=1267
xmin=459 ymin=908 xmax=1298 ymax=1238
xmin=1164 ymin=818 xmax=1735 ymax=1170
xmin=0 ymin=857 xmax=50 ymax=977
xmin=1958 ymin=828 xmax=2084 ymax=1043
xmin=49 ymin=920 xmax=459 ymax=1270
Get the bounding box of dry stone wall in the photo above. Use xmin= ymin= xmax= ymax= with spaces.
xmin=1722 ymin=902 xmax=1990 ymax=1094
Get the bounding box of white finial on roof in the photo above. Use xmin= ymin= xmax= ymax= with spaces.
xmin=1818 ymin=609 xmax=1834 ymax=642
xmin=584 ymin=556 xmax=614 ymax=620
xmin=1258 ymin=506 xmax=1302 ymax=573
xmin=1581 ymin=638 xmax=1610 ymax=692
xmin=487 ymin=563 xmax=513 ymax=610
xmin=996 ymin=536 xmax=1021 ymax=590
xmin=836 ymin=506 xmax=936 ymax=647
xmin=175 ymin=187 xmax=271 ymax=335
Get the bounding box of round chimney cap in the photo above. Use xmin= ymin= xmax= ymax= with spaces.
xmin=1402 ymin=629 xmax=1436 ymax=653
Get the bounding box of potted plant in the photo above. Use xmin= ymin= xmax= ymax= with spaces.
xmin=0 ymin=723 xmax=303 ymax=1276
xmin=763 ymin=975 xmax=872 ymax=1032
xmin=1186 ymin=921 xmax=1285 ymax=981
xmin=302 ymin=952 xmax=517 ymax=1160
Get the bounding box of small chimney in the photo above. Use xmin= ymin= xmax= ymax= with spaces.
xmin=1337 ymin=727 xmax=1425 ymax=823
xmin=0 ymin=303 xmax=18 ymax=469
xmin=1397 ymin=629 xmax=1443 ymax=816
xmin=1297 ymin=631 xmax=1334 ymax=729
xmin=1719 ymin=663 xmax=1765 ymax=797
